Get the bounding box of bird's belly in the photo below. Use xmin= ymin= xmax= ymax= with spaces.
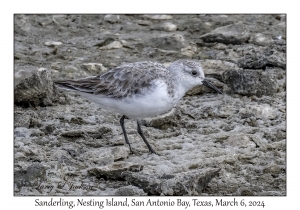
xmin=114 ymin=82 xmax=175 ymax=119
xmin=79 ymin=80 xmax=177 ymax=119
xmin=122 ymin=95 xmax=174 ymax=119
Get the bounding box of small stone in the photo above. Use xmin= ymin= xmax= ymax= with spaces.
xmin=123 ymin=168 xmax=220 ymax=195
xmin=14 ymin=127 xmax=31 ymax=138
xmin=143 ymin=15 xmax=173 ymax=20
xmin=120 ymin=40 xmax=135 ymax=49
xmin=137 ymin=20 xmax=152 ymax=26
xmin=81 ymin=148 xmax=114 ymax=166
xmin=144 ymin=108 xmax=180 ymax=130
xmin=88 ymin=162 xmax=143 ymax=180
xmin=42 ymin=124 xmax=56 ymax=135
xmin=236 ymin=45 xmax=286 ymax=69
xmin=52 ymin=15 xmax=69 ymax=26
xmin=104 ymin=15 xmax=120 ymax=23
xmin=269 ymin=22 xmax=286 ymax=40
xmin=38 ymin=17 xmax=53 ymax=26
xmin=201 ymin=59 xmax=241 ymax=76
xmin=249 ymin=33 xmax=273 ymax=46
xmin=64 ymin=65 xmax=78 ymax=73
xmin=223 ymin=69 xmax=278 ymax=96
xmin=223 ymin=134 xmax=258 ymax=148
xmin=30 ymin=129 xmax=45 ymax=137
xmin=263 ymin=165 xmax=284 ymax=177
xmin=14 ymin=68 xmax=58 ymax=107
xmin=115 ymin=186 xmax=147 ymax=196
xmin=237 ymin=188 xmax=255 ymax=196
xmin=151 ymin=34 xmax=186 ymax=51
xmin=61 ymin=130 xmax=85 ymax=138
xmin=150 ymin=22 xmax=177 ymax=32
xmin=14 ymin=112 xmax=31 ymax=128
xmin=201 ymin=22 xmax=251 ymax=44
xmin=81 ymin=63 xmax=108 ymax=74
xmin=180 ymin=45 xmax=197 ymax=58
xmin=15 ymin=163 xmax=46 ymax=187
xmin=14 ymin=70 xmax=34 ymax=86
xmin=99 ymin=41 xmax=123 ymax=50
xmin=239 ymin=104 xmax=278 ymax=120
xmin=45 ymin=41 xmax=63 ymax=47
xmin=111 ymin=146 xmax=130 ymax=161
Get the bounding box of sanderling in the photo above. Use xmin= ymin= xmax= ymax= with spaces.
xmin=55 ymin=60 xmax=223 ymax=154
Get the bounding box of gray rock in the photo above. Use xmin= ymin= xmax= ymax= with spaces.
xmin=14 ymin=111 xmax=31 ymax=128
xmin=263 ymin=165 xmax=285 ymax=178
xmin=201 ymin=22 xmax=251 ymax=44
xmin=115 ymin=185 xmax=147 ymax=196
xmin=223 ymin=134 xmax=260 ymax=148
xmin=30 ymin=129 xmax=45 ymax=137
xmin=111 ymin=146 xmax=130 ymax=161
xmin=14 ymin=69 xmax=35 ymax=86
xmin=150 ymin=34 xmax=186 ymax=51
xmin=223 ymin=69 xmax=278 ymax=96
xmin=14 ymin=127 xmax=31 ymax=138
xmin=180 ymin=45 xmax=198 ymax=58
xmin=88 ymin=162 xmax=143 ymax=180
xmin=249 ymin=33 xmax=273 ymax=46
xmin=239 ymin=104 xmax=278 ymax=120
xmin=237 ymin=187 xmax=255 ymax=196
xmin=14 ymin=68 xmax=59 ymax=107
xmin=143 ymin=108 xmax=180 ymax=130
xmin=61 ymin=130 xmax=86 ymax=138
xmin=201 ymin=59 xmax=241 ymax=78
xmin=15 ymin=163 xmax=46 ymax=188
xmin=123 ymin=168 xmax=220 ymax=195
xmin=269 ymin=22 xmax=286 ymax=40
xmin=237 ymin=46 xmax=286 ymax=69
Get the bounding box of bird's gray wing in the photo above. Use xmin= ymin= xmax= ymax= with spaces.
xmin=55 ymin=62 xmax=167 ymax=99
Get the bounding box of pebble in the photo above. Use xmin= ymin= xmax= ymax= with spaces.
xmin=81 ymin=63 xmax=107 ymax=74
xmin=99 ymin=41 xmax=123 ymax=50
xmin=150 ymin=22 xmax=177 ymax=32
xmin=201 ymin=22 xmax=251 ymax=44
xmin=137 ymin=20 xmax=152 ymax=26
xmin=143 ymin=15 xmax=173 ymax=20
xmin=52 ymin=15 xmax=69 ymax=26
xmin=249 ymin=33 xmax=273 ymax=46
xmin=44 ymin=41 xmax=63 ymax=47
xmin=104 ymin=15 xmax=120 ymax=23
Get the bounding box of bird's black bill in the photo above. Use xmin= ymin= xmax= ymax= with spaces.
xmin=202 ymin=79 xmax=223 ymax=94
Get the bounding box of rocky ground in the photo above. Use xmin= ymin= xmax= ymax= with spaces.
xmin=14 ymin=14 xmax=286 ymax=196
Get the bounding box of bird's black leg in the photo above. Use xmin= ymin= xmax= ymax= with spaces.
xmin=136 ymin=120 xmax=157 ymax=154
xmin=120 ymin=115 xmax=133 ymax=154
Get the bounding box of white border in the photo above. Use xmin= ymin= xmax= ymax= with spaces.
xmin=3 ymin=0 xmax=296 ymax=209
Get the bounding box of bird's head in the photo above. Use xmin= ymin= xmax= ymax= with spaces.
xmin=169 ymin=60 xmax=223 ymax=94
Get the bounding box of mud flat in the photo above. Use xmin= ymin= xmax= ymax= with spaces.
xmin=14 ymin=14 xmax=286 ymax=195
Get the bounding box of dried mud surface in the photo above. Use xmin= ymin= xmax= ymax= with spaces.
xmin=14 ymin=14 xmax=286 ymax=196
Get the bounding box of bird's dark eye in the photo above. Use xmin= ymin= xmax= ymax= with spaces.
xmin=191 ymin=71 xmax=197 ymax=76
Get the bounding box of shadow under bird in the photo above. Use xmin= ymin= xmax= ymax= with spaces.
xmin=55 ymin=60 xmax=223 ymax=154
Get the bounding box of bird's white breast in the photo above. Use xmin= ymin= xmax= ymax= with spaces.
xmin=78 ymin=80 xmax=182 ymax=119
